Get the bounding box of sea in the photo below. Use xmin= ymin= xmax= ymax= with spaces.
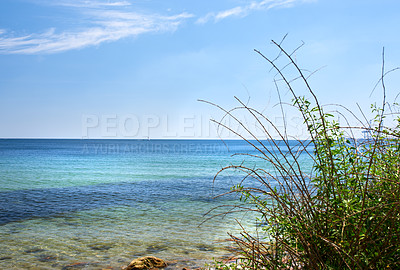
xmin=0 ymin=139 xmax=313 ymax=269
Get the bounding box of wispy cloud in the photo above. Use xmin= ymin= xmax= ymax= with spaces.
xmin=197 ymin=0 xmax=312 ymax=24
xmin=0 ymin=0 xmax=313 ymax=54
xmin=54 ymin=0 xmax=132 ymax=8
xmin=0 ymin=0 xmax=193 ymax=54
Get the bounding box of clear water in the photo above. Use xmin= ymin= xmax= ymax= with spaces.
xmin=0 ymin=139 xmax=313 ymax=269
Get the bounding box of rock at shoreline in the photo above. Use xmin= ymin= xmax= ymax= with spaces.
xmin=123 ymin=256 xmax=167 ymax=270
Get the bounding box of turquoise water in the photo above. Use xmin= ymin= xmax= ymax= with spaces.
xmin=0 ymin=139 xmax=313 ymax=269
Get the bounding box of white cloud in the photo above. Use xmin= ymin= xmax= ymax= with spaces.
xmin=44 ymin=0 xmax=132 ymax=8
xmin=0 ymin=0 xmax=314 ymax=54
xmin=215 ymin=6 xmax=245 ymax=20
xmin=0 ymin=1 xmax=193 ymax=54
xmin=197 ymin=0 xmax=311 ymax=24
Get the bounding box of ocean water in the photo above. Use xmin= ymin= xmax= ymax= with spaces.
xmin=0 ymin=139 xmax=313 ymax=269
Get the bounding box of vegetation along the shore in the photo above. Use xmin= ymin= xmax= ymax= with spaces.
xmin=204 ymin=39 xmax=400 ymax=269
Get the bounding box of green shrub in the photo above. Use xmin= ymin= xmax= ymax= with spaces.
xmin=206 ymin=41 xmax=400 ymax=269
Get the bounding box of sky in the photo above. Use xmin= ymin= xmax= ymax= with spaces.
xmin=0 ymin=0 xmax=399 ymax=139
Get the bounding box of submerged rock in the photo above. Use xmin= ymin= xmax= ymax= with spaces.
xmin=196 ymin=244 xmax=214 ymax=252
xmin=61 ymin=262 xmax=100 ymax=269
xmin=24 ymin=247 xmax=46 ymax=254
xmin=89 ymin=243 xmax=114 ymax=251
xmin=145 ymin=244 xmax=168 ymax=253
xmin=123 ymin=256 xmax=167 ymax=270
xmin=37 ymin=254 xmax=58 ymax=262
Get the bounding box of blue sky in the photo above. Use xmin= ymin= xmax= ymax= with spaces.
xmin=0 ymin=0 xmax=399 ymax=139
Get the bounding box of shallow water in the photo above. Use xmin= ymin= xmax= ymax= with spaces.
xmin=0 ymin=139 xmax=313 ymax=269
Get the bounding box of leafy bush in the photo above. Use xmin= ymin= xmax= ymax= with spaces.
xmin=205 ymin=40 xmax=400 ymax=269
